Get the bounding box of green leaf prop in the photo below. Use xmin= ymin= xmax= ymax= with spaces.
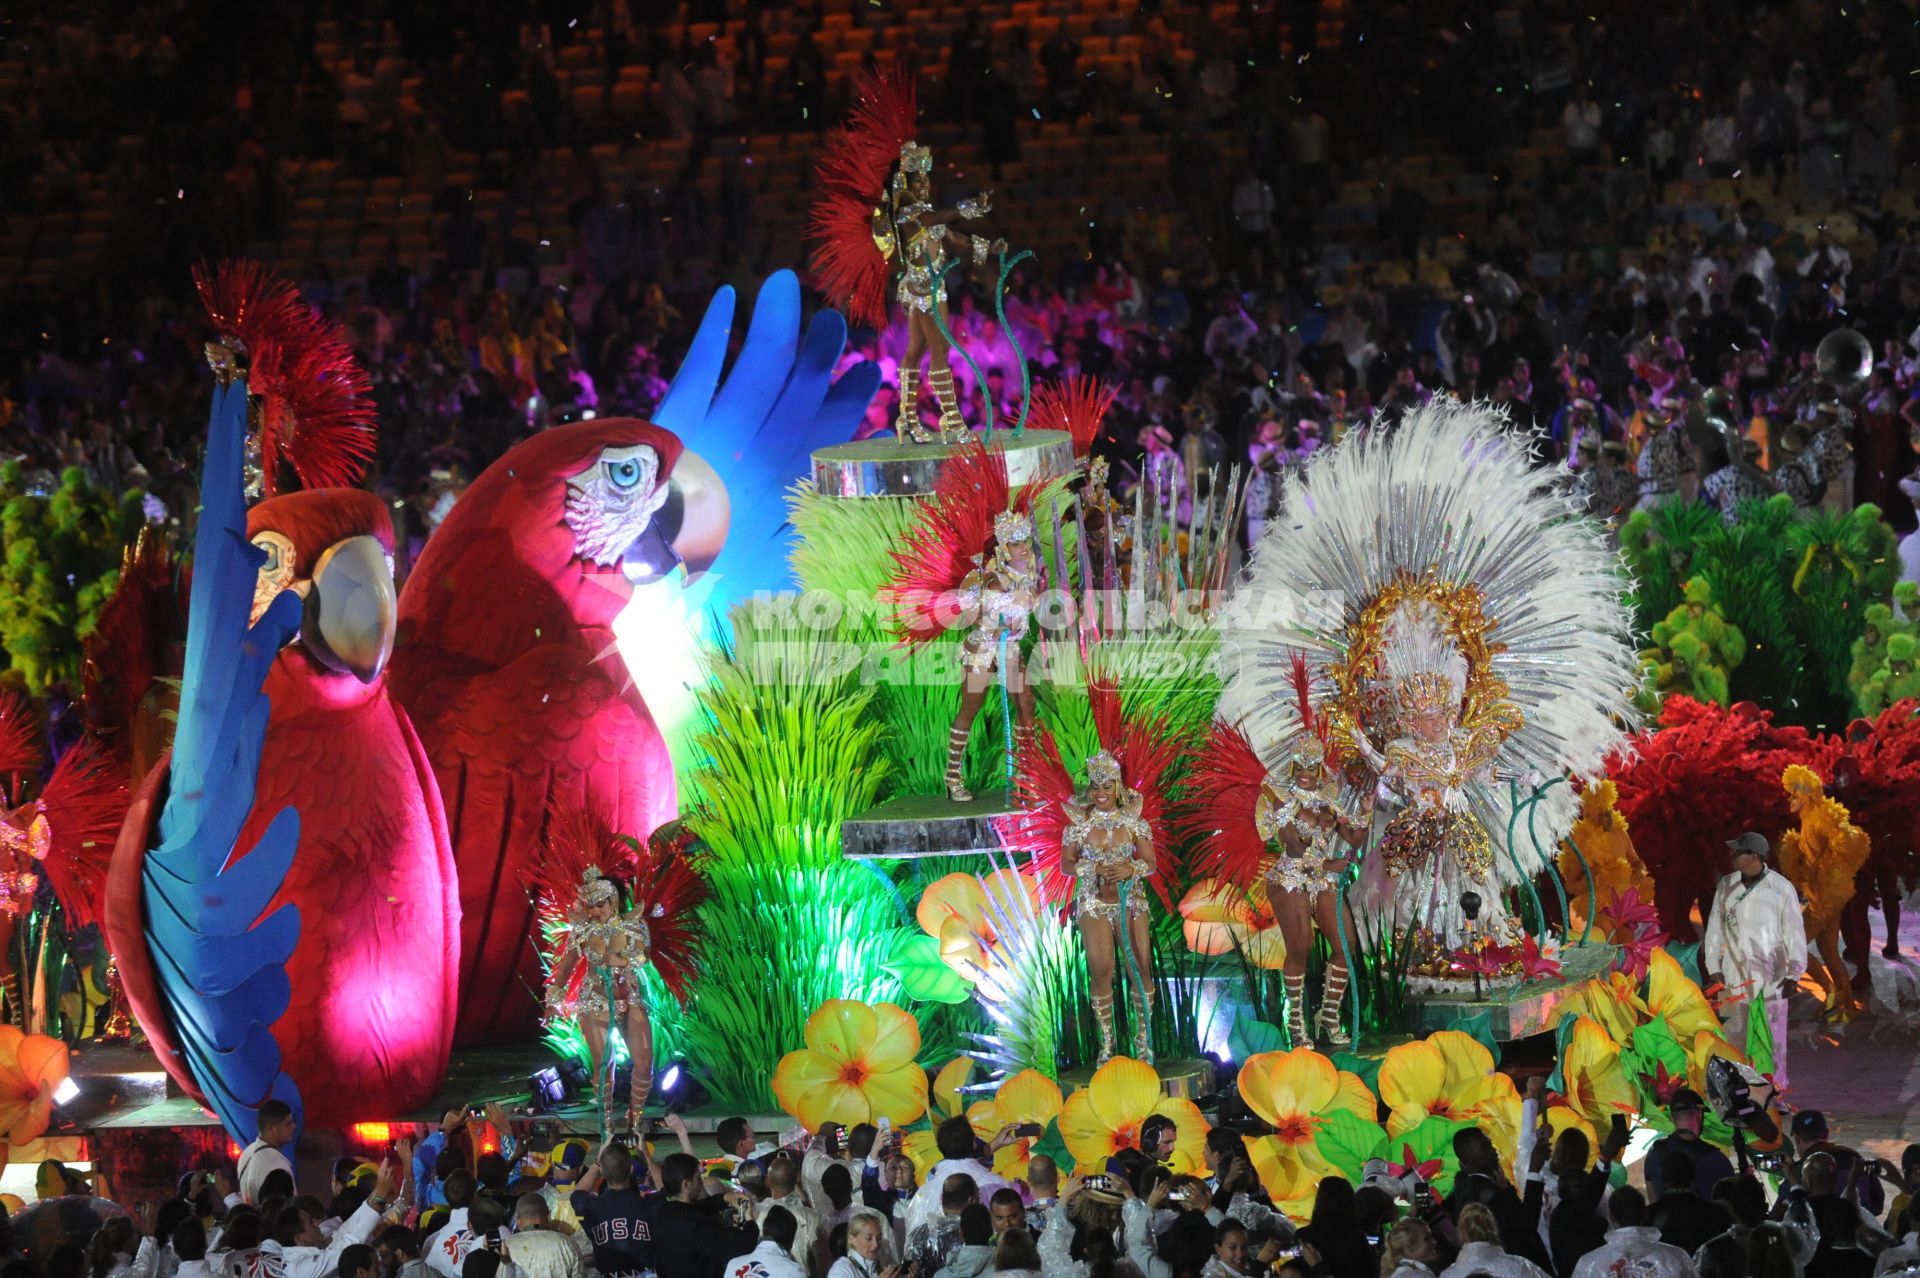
xmin=1396 ymin=1116 xmax=1470 ymax=1196
xmin=1545 ymin=1015 xmax=1580 ymax=1095
xmin=1230 ymin=1018 xmax=1289 ymax=1061
xmin=1745 ymin=997 xmax=1776 ymax=1077
xmin=1313 ymin=1111 xmax=1388 ymax=1182
xmin=884 ymin=933 xmax=973 ymax=1005
xmin=1444 ymin=1009 xmax=1503 ymax=1067
xmin=1032 ymin=1118 xmax=1073 ymax=1173
xmin=1331 ymin=1050 xmax=1382 ymax=1096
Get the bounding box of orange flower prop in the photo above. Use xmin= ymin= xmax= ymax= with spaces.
xmin=1060 ymin=1057 xmax=1210 ymax=1174
xmin=1378 ymin=1031 xmax=1515 ymax=1140
xmin=918 ymin=871 xmax=1044 ymax=978
xmin=772 ymin=1000 xmax=929 ymax=1130
xmin=0 ymin=1025 xmax=68 ymax=1144
xmin=1178 ymin=879 xmax=1286 ymax=968
xmin=966 ymin=1069 xmax=1065 ymax=1179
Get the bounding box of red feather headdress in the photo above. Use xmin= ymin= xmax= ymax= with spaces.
xmin=535 ymin=804 xmax=709 ymax=1004
xmin=81 ymin=532 xmax=184 ymax=765
xmin=28 ymin=738 xmax=128 ymax=930
xmin=1825 ymin=700 xmax=1920 ymax=889
xmin=194 ymin=260 xmax=378 ymax=496
xmin=996 ymin=674 xmax=1181 ymax=909
xmin=1028 ymin=377 xmax=1116 ymax=458
xmin=0 ymin=687 xmax=42 ymax=792
xmin=807 ymin=64 xmax=919 ymax=328
xmin=881 ymin=438 xmax=1050 ymax=647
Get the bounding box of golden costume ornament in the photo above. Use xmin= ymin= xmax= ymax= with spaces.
xmin=1776 ymin=764 xmax=1871 ymax=1021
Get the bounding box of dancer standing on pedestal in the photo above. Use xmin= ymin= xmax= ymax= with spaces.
xmin=883 ymin=442 xmax=1049 ymax=801
xmin=810 ymin=65 xmax=1006 ymax=442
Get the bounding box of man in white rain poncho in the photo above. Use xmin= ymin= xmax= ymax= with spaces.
xmin=1704 ymin=831 xmax=1809 ymax=1087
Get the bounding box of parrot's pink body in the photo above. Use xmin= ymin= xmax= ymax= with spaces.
xmin=391 ymin=421 xmax=684 ymax=1045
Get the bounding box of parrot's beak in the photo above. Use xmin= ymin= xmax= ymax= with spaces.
xmin=302 ymin=534 xmax=396 ymax=683
xmin=620 ymin=519 xmax=684 ymax=587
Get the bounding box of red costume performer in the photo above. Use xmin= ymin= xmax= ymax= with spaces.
xmin=534 ymin=807 xmax=706 ymax=1132
xmin=107 ymin=263 xmax=459 ymax=1125
xmin=1607 ymin=697 xmax=1808 ymax=941
xmin=810 ymin=65 xmax=1004 ymax=442
xmin=391 ymin=420 xmax=685 ymax=1044
xmin=1817 ymin=702 xmax=1920 ymax=989
xmin=998 ymin=674 xmax=1179 ymax=1062
xmin=882 ymin=440 xmax=1050 ymax=800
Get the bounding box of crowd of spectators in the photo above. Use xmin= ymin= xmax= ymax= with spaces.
xmin=9 ymin=1091 xmax=1920 ymax=1278
xmin=1 ymin=0 xmax=1919 ymax=560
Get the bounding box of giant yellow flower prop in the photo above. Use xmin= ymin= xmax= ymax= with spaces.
xmin=1060 ymin=1057 xmax=1210 ymax=1174
xmin=1237 ymin=1049 xmax=1373 ymax=1147
xmin=1378 ymin=1031 xmax=1515 ymax=1140
xmin=1646 ymin=949 xmax=1722 ymax=1045
xmin=1560 ymin=1015 xmax=1636 ymax=1130
xmin=1178 ymin=880 xmax=1286 ymax=968
xmin=966 ymin=1069 xmax=1065 ymax=1179
xmin=773 ymin=1000 xmax=929 ymax=1130
xmin=0 ymin=1025 xmax=67 ymax=1144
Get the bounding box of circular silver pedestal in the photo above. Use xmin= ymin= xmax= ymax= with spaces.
xmin=811 ymin=429 xmax=1076 ymax=499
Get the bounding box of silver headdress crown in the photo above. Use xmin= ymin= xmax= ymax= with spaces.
xmin=578 ymin=866 xmax=618 ymax=906
xmin=898 ymin=142 xmax=933 ymax=175
xmin=994 ymin=509 xmax=1034 ymax=545
xmin=1086 ymin=750 xmax=1123 ymax=787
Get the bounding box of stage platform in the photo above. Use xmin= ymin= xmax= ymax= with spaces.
xmin=811 ymin=429 xmax=1074 ymax=499
xmin=1059 ymin=1057 xmax=1213 ymax=1101
xmin=842 ymin=789 xmax=1015 ymax=859
xmin=1400 ymin=941 xmax=1620 ymax=1040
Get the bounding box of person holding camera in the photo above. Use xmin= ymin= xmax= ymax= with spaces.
xmin=1646 ymin=1092 xmax=1736 ymax=1204
xmin=724 ymin=1207 xmax=809 ymax=1278
xmin=654 ymin=1152 xmax=761 ymax=1278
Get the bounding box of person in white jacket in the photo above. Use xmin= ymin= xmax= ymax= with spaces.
xmin=826 ymin=1211 xmax=905 ymax=1278
xmin=1704 ymin=832 xmax=1809 ymax=1087
xmin=259 ymin=1157 xmax=404 ymax=1278
xmin=725 ymin=1207 xmax=810 ymax=1278
xmin=1570 ymin=1189 xmax=1699 ymax=1278
xmin=90 ymin=1208 xmax=161 ymax=1278
xmin=1439 ymin=1205 xmax=1552 ymax=1278
xmin=903 ymin=1121 xmax=1019 ymax=1242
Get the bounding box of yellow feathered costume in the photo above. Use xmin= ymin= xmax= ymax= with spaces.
xmin=1559 ymin=780 xmax=1653 ymax=934
xmin=1776 ymin=764 xmax=1870 ymax=1019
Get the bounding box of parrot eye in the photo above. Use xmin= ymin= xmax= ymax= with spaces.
xmin=605 ymin=458 xmax=644 ymax=490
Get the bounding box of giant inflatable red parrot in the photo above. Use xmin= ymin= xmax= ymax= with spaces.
xmin=390 ymin=421 xmax=685 ymax=1044
xmin=106 ymin=487 xmax=460 ymax=1127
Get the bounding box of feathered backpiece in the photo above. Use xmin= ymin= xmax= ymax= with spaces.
xmin=1824 ymin=700 xmax=1920 ymax=889
xmin=1607 ymin=697 xmax=1804 ymax=939
xmin=29 ymin=738 xmax=127 ymax=930
xmin=1029 ymin=376 xmax=1116 ymax=458
xmin=1173 ymin=719 xmax=1272 ymax=891
xmin=882 ymin=438 xmax=1044 ymax=647
xmin=194 ymin=259 xmax=378 ymax=496
xmin=0 ymin=687 xmax=42 ymax=792
xmin=1217 ymin=399 xmax=1640 ymax=871
xmin=535 ymin=803 xmax=708 ymax=1004
xmin=997 ymin=673 xmax=1181 ymax=909
xmin=808 ymin=63 xmax=919 ymax=328
xmin=81 ymin=532 xmax=184 ymax=765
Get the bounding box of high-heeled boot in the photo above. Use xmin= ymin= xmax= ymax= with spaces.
xmin=928 ymin=365 xmax=969 ymax=441
xmin=1283 ymin=972 xmax=1309 ymax=1048
xmin=897 ymin=366 xmax=937 ymax=443
xmin=1317 ymin=964 xmax=1352 ymax=1047
xmin=1132 ymin=979 xmax=1155 ymax=1064
xmin=945 ymin=723 xmax=973 ymax=801
xmin=1092 ymin=993 xmax=1116 ymax=1065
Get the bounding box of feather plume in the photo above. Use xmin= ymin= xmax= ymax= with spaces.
xmin=34 ymin=737 xmax=128 ymax=930
xmin=1028 ymin=377 xmax=1116 ymax=457
xmin=1219 ymin=398 xmax=1640 ymax=870
xmin=0 ymin=687 xmax=41 ymax=784
xmin=1289 ymin=652 xmax=1319 ymax=745
xmin=192 ymin=260 xmax=307 ymax=356
xmin=194 ymin=259 xmax=377 ymax=496
xmin=995 ymin=729 xmax=1078 ymax=904
xmin=1173 ymin=720 xmax=1272 ymax=890
xmin=807 ymin=64 xmax=919 ymax=328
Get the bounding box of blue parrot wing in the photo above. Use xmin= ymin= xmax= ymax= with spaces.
xmin=142 ymin=377 xmax=305 ymax=1146
xmin=654 ymin=271 xmax=880 ymax=613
